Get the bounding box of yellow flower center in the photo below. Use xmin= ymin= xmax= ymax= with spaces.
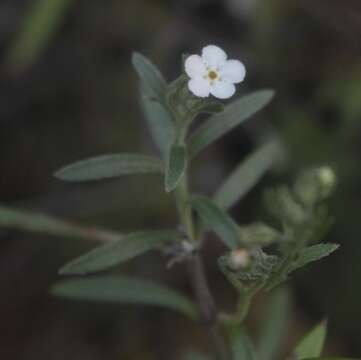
xmin=208 ymin=70 xmax=218 ymax=80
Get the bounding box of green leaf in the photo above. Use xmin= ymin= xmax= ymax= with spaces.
xmin=214 ymin=139 xmax=282 ymax=210
xmin=258 ymin=287 xmax=290 ymax=360
xmin=165 ymin=145 xmax=187 ymax=192
xmin=289 ymin=244 xmax=339 ymax=273
xmin=4 ymin=0 xmax=73 ymax=73
xmin=55 ymin=154 xmax=163 ymax=182
xmin=59 ymin=230 xmax=180 ymax=275
xmin=189 ymin=90 xmax=275 ymax=158
xmin=0 ymin=205 xmax=120 ymax=242
xmin=295 ymin=321 xmax=327 ymax=359
xmin=52 ymin=275 xmax=198 ymax=319
xmin=231 ymin=327 xmax=257 ymax=360
xmin=132 ymin=52 xmax=167 ymax=101
xmin=141 ymin=92 xmax=175 ymax=158
xmin=191 ymin=196 xmax=240 ymax=249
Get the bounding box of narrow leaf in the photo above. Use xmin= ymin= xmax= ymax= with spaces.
xmin=258 ymin=287 xmax=290 ymax=360
xmin=55 ymin=154 xmax=163 ymax=182
xmin=289 ymin=244 xmax=339 ymax=273
xmin=295 ymin=321 xmax=327 ymax=359
xmin=0 ymin=205 xmax=120 ymax=242
xmin=214 ymin=139 xmax=282 ymax=210
xmin=191 ymin=196 xmax=240 ymax=249
xmin=52 ymin=275 xmax=198 ymax=319
xmin=4 ymin=0 xmax=73 ymax=73
xmin=59 ymin=230 xmax=180 ymax=275
xmin=165 ymin=145 xmax=187 ymax=192
xmin=132 ymin=52 xmax=167 ymax=100
xmin=232 ymin=327 xmax=257 ymax=360
xmin=189 ymin=90 xmax=275 ymax=158
xmin=141 ymin=92 xmax=175 ymax=157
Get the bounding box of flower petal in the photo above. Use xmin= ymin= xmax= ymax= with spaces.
xmin=220 ymin=60 xmax=246 ymax=84
xmin=185 ymin=55 xmax=207 ymax=78
xmin=202 ymin=45 xmax=227 ymax=69
xmin=210 ymin=80 xmax=235 ymax=99
xmin=188 ymin=77 xmax=211 ymax=98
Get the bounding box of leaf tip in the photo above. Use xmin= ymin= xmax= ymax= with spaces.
xmin=261 ymin=88 xmax=276 ymax=102
xmin=131 ymin=51 xmax=141 ymax=63
xmin=58 ymin=266 xmax=71 ymax=275
xmin=53 ymin=168 xmax=66 ymax=181
xmin=165 ymin=179 xmax=177 ymax=193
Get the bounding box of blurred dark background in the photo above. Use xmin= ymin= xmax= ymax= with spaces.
xmin=0 ymin=0 xmax=361 ymax=359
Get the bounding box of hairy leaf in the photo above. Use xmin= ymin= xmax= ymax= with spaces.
xmin=52 ymin=276 xmax=197 ymax=319
xmin=189 ymin=90 xmax=274 ymax=158
xmin=55 ymin=154 xmax=163 ymax=182
xmin=59 ymin=230 xmax=180 ymax=275
xmin=295 ymin=321 xmax=327 ymax=359
xmin=0 ymin=205 xmax=120 ymax=242
xmin=214 ymin=139 xmax=282 ymax=210
xmin=165 ymin=145 xmax=187 ymax=192
xmin=191 ymin=196 xmax=240 ymax=249
xmin=289 ymin=243 xmax=339 ymax=273
xmin=132 ymin=52 xmax=167 ymax=101
xmin=258 ymin=287 xmax=290 ymax=360
xmin=141 ymin=92 xmax=175 ymax=158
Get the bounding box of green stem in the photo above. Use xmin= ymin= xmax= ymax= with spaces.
xmin=175 ymin=174 xmax=229 ymax=360
xmin=175 ymin=175 xmax=195 ymax=241
xmin=219 ymin=289 xmax=255 ymax=327
xmin=170 ymin=90 xmax=230 ymax=359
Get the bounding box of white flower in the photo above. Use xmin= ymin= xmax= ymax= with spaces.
xmin=185 ymin=45 xmax=246 ymax=99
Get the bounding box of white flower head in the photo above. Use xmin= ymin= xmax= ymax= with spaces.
xmin=185 ymin=45 xmax=246 ymax=99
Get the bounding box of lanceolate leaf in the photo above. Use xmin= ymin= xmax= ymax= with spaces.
xmin=232 ymin=327 xmax=257 ymax=360
xmin=52 ymin=275 xmax=198 ymax=319
xmin=258 ymin=287 xmax=290 ymax=360
xmin=59 ymin=230 xmax=180 ymax=275
xmin=191 ymin=196 xmax=240 ymax=249
xmin=189 ymin=90 xmax=275 ymax=158
xmin=289 ymin=244 xmax=339 ymax=273
xmin=214 ymin=139 xmax=282 ymax=210
xmin=165 ymin=145 xmax=187 ymax=192
xmin=141 ymin=92 xmax=175 ymax=158
xmin=0 ymin=205 xmax=120 ymax=242
xmin=295 ymin=321 xmax=327 ymax=359
xmin=55 ymin=154 xmax=163 ymax=182
xmin=132 ymin=52 xmax=167 ymax=101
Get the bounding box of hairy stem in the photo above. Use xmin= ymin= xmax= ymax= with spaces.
xmin=187 ymin=247 xmax=230 ymax=360
xmin=175 ymin=175 xmax=230 ymax=360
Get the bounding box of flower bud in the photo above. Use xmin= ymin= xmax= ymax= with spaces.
xmin=294 ymin=166 xmax=337 ymax=207
xmin=317 ymin=166 xmax=336 ymax=198
xmin=239 ymin=222 xmax=280 ymax=247
xmin=227 ymin=249 xmax=251 ymax=271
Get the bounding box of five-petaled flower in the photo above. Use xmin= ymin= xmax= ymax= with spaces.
xmin=185 ymin=45 xmax=246 ymax=99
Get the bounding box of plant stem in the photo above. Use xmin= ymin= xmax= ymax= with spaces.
xmin=187 ymin=249 xmax=230 ymax=360
xmin=175 ymin=175 xmax=230 ymax=360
